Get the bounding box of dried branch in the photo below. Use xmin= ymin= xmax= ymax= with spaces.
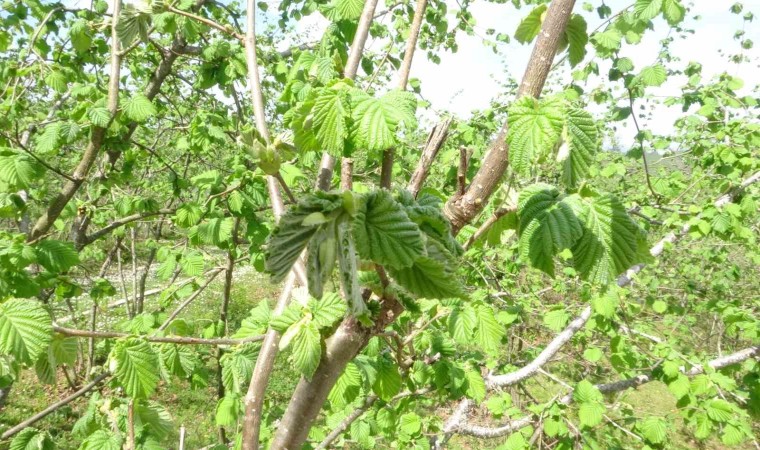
xmin=407 ymin=118 xmax=452 ymax=197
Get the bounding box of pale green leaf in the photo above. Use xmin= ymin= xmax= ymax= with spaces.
xmin=292 ymin=321 xmax=321 ymax=379
xmin=638 ymin=417 xmax=668 ymax=444
xmin=0 ymin=299 xmax=53 ymax=364
xmin=123 ymin=93 xmax=156 ymax=123
xmin=351 ymin=89 xmax=417 ymax=152
xmin=0 ymin=151 xmax=45 ymax=190
xmin=388 ymin=256 xmax=464 ymax=299
xmin=638 ymin=64 xmax=667 ymax=87
xmin=310 ymin=292 xmax=346 ymax=328
xmin=561 ymin=106 xmax=598 ymax=188
xmin=323 ymin=0 xmax=364 ymax=22
xmin=507 ymin=96 xmax=565 ymax=174
xmin=80 ymin=429 xmax=123 ymax=450
xmin=662 ymin=0 xmax=686 ymax=25
xmin=88 ymin=106 xmax=111 ymax=128
xmin=634 ymin=0 xmax=663 ymax=20
xmin=373 ymin=357 xmax=401 ymax=401
xmin=10 ymin=428 xmax=55 ymax=450
xmin=215 ymin=394 xmax=241 ymax=426
xmin=578 ymin=401 xmax=605 ymax=427
xmin=110 ymin=338 xmax=159 ymax=399
xmin=312 ymin=88 xmax=351 ymax=154
xmin=474 ymin=303 xmax=504 ymax=354
xmin=565 ymin=14 xmax=588 ymax=67
xmin=514 ymin=4 xmax=547 ymax=44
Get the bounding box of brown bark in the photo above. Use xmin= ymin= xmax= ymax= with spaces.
xmin=406 ymin=118 xmax=452 ymax=197
xmin=444 ymin=0 xmax=577 ymax=233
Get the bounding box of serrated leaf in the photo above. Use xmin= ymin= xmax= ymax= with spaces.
xmin=574 ymin=380 xmax=603 ymax=403
xmin=10 ymin=428 xmax=55 ymax=450
xmin=323 ymin=0 xmax=364 ymax=21
xmin=328 ymin=362 xmax=361 ymax=408
xmin=179 ymin=251 xmax=204 ymax=277
xmin=565 ymin=14 xmax=588 ymax=67
xmin=220 ymin=344 xmax=259 ymax=394
xmin=265 ymin=193 xmax=344 ymax=282
xmin=592 ymin=29 xmax=622 ymax=51
xmin=174 ymin=203 xmax=202 ymax=228
xmin=662 ymin=0 xmax=685 ymax=25
xmin=572 ymin=195 xmax=648 ymax=285
xmin=448 ymin=305 xmax=476 ymax=344
xmin=561 ymin=107 xmax=597 ymax=188
xmin=312 ymin=88 xmax=351 ymax=154
xmin=634 ymin=0 xmax=663 ymax=20
xmin=351 ymin=89 xmax=417 ymax=152
xmin=353 ymin=190 xmax=424 ymax=269
xmin=473 ymin=303 xmax=504 ymax=354
xmin=543 ymin=308 xmax=570 ymax=331
xmin=388 ymin=256 xmax=463 ymax=299
xmin=80 ymin=429 xmax=123 ymax=450
xmin=35 ymin=123 xmax=62 ymax=153
xmin=514 ymin=4 xmax=547 ymax=44
xmin=721 ymin=424 xmax=745 ymax=446
xmin=88 ymin=106 xmax=111 ymax=128
xmin=373 ymin=357 xmax=401 ymax=401
xmin=638 ymin=64 xmax=667 ymax=87
xmin=292 ymin=321 xmax=321 ymax=379
xmin=123 ymin=93 xmax=156 ymax=122
xmin=399 ymin=412 xmax=421 ymax=436
xmin=310 ymin=292 xmax=346 ymax=328
xmin=110 ymin=338 xmax=159 ymax=398
xmin=507 ymin=96 xmax=565 ymax=174
xmin=0 ymin=299 xmax=53 ymax=364
xmin=0 ymin=151 xmax=45 ymax=190
xmin=704 ymin=399 xmax=734 ymax=423
xmin=465 ymin=368 xmax=486 ymax=402
xmin=637 ymin=417 xmax=667 ymax=443
xmin=159 ymin=343 xmax=197 ymax=378
xmin=70 ymin=19 xmax=92 ymax=53
xmin=35 ymin=240 xmax=79 ymax=273
xmin=578 ymin=401 xmax=605 ymax=427
xmin=517 ymin=184 xmax=583 ymax=276
xmin=215 ymin=394 xmax=241 ymax=426
xmin=45 ymin=70 xmax=68 ymax=93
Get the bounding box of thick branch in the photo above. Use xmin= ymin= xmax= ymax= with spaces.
xmin=444 ymin=0 xmax=577 ymax=233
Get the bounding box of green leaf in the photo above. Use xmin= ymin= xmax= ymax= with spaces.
xmin=45 ymin=70 xmax=68 ymax=93
xmin=312 ymin=88 xmax=351 ymax=154
xmin=159 ymin=343 xmax=197 ymax=378
xmin=110 ymin=338 xmax=159 ymax=399
xmin=50 ymin=335 xmax=78 ymax=365
xmin=179 ymin=251 xmax=204 ymax=276
xmin=561 ymin=107 xmax=598 ymax=188
xmin=465 ymin=368 xmax=486 ymax=402
xmin=10 ymin=428 xmax=55 ymax=450
xmin=572 ymin=195 xmax=648 ymax=285
xmin=662 ymin=0 xmax=685 ymax=25
xmin=80 ymin=429 xmax=123 ymax=450
xmin=583 ymin=347 xmax=603 ymax=362
xmin=634 ymin=0 xmax=663 ymax=20
xmin=353 ymin=190 xmax=424 ymax=269
xmin=0 ymin=299 xmax=53 ymax=364
xmin=292 ymin=321 xmax=321 ymax=379
xmin=578 ymin=401 xmax=605 ymax=427
xmin=507 ymin=96 xmax=565 ymax=174
xmin=517 ymin=184 xmax=583 ymax=276
xmin=310 ymin=292 xmax=346 ymax=328
xmin=87 ymin=106 xmax=111 ymax=128
xmin=265 ymin=193 xmax=344 ymax=282
xmin=388 ymin=256 xmax=464 ymax=299
xmin=323 ymin=0 xmax=364 ymax=22
xmin=116 ymin=6 xmax=151 ymax=47
xmin=543 ymin=308 xmax=570 ymax=331
xmin=70 ymin=19 xmax=92 ymax=53
xmin=704 ymin=399 xmax=734 ymax=423
xmin=638 ymin=64 xmax=667 ymax=87
xmin=35 ymin=240 xmax=80 ymax=273
xmin=123 ymin=94 xmax=156 ymax=122
xmin=473 ymin=303 xmax=504 ymax=354
xmin=175 ymin=203 xmax=203 ymax=228
xmin=592 ymin=29 xmax=622 ymax=51
xmin=35 ymin=123 xmax=62 ymax=153
xmin=0 ymin=151 xmax=45 ymax=190
xmin=721 ymin=424 xmax=745 ymax=446
xmin=352 ymin=89 xmax=417 ymax=152
xmin=373 ymin=357 xmax=402 ymax=401
xmin=448 ymin=305 xmax=476 ymax=344
xmin=215 ymin=394 xmax=241 ymax=426
xmin=398 ymin=412 xmax=421 ymax=436
xmin=638 ymin=417 xmax=667 ymax=444
xmin=514 ymin=4 xmax=547 ymax=44
xmin=328 ymin=362 xmax=361 ymax=408
xmin=220 ymin=344 xmax=258 ymax=394
xmin=565 ymin=14 xmax=588 ymax=67
xmin=574 ymin=380 xmax=603 ymax=403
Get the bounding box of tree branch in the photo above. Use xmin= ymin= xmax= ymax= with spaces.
xmin=407 ymin=118 xmax=452 ymax=197
xmin=53 ymin=325 xmax=263 ymax=345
